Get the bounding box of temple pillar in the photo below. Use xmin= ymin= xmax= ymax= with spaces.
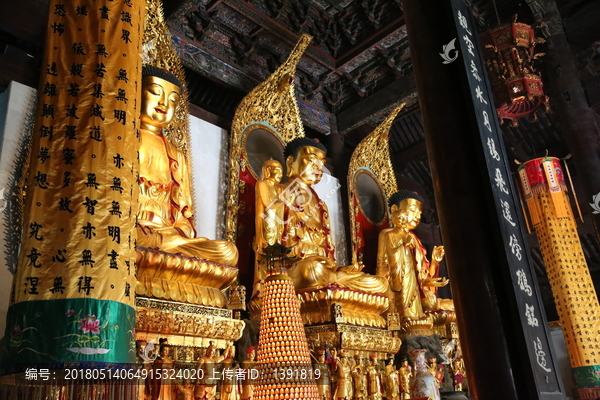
xmin=403 ymin=0 xmax=564 ymax=399
xmin=537 ymin=0 xmax=600 ymax=238
xmin=1 ymin=0 xmax=143 ymax=375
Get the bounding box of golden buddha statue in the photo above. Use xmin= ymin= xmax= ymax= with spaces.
xmin=253 ymin=159 xmax=284 ymax=298
xmin=376 ymin=190 xmax=453 ymax=322
xmin=137 ymin=66 xmax=238 ymax=267
xmin=281 ymin=138 xmax=388 ymax=294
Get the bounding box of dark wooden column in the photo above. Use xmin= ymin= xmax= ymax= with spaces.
xmin=403 ymin=1 xmax=546 ymax=399
xmin=538 ymin=0 xmax=600 ymax=238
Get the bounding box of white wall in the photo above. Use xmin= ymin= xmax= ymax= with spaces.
xmin=0 ymin=81 xmax=37 ymax=337
xmin=314 ymin=170 xmax=348 ymax=266
xmin=187 ymin=116 xmax=229 ymax=241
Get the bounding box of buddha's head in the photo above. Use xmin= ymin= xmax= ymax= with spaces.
xmin=284 ymin=138 xmax=327 ymax=186
xmin=140 ymin=65 xmax=183 ymax=131
xmin=262 ymin=159 xmax=283 ymax=183
xmin=401 ymin=359 xmax=408 ymax=367
xmin=388 ymin=190 xmax=424 ymax=231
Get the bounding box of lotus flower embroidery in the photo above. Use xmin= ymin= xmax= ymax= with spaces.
xmin=79 ymin=314 xmax=101 ymax=334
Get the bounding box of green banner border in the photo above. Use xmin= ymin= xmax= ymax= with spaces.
xmin=0 ymin=298 xmax=136 ymax=370
xmin=573 ymin=365 xmax=600 ymax=388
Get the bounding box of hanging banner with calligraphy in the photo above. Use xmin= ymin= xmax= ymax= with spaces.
xmin=519 ymin=158 xmax=600 ymax=390
xmin=0 ymin=0 xmax=143 ymax=368
xmin=450 ymin=0 xmax=563 ymax=396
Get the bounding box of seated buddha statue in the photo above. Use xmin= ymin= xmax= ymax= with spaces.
xmin=137 ymin=66 xmax=238 ymax=267
xmin=277 ymin=138 xmax=388 ymax=294
xmin=376 ymin=190 xmax=453 ymax=322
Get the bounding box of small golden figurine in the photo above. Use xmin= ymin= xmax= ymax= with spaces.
xmin=452 ymin=358 xmax=466 ymax=391
xmin=195 ymin=341 xmax=226 ymax=400
xmin=221 ymin=345 xmax=239 ymax=400
xmin=137 ymin=66 xmax=238 ymax=266
xmin=351 ymin=355 xmax=365 ymax=400
xmin=427 ymin=357 xmax=444 ymax=389
xmin=313 ymin=349 xmax=332 ymax=400
xmin=366 ymin=356 xmax=382 ymax=400
xmin=240 ymin=346 xmax=256 ymax=400
xmin=384 ymin=358 xmax=400 ymax=400
xmin=333 ymin=350 xmax=354 ymax=400
xmin=398 ymin=359 xmax=412 ymax=400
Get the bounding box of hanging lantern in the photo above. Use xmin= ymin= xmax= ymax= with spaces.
xmin=482 ymin=17 xmax=550 ymax=126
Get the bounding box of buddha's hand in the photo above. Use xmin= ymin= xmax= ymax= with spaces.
xmin=422 ymin=277 xmax=449 ymax=287
xmin=431 ymin=246 xmax=445 ymax=262
xmin=344 ymin=262 xmax=365 ymax=273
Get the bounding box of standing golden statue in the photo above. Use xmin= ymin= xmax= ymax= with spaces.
xmin=240 ymin=346 xmax=256 ymax=400
xmin=366 ymin=356 xmax=382 ymax=400
xmin=384 ymin=358 xmax=400 ymax=400
xmin=221 ymin=345 xmax=240 ymax=400
xmin=313 ymin=350 xmax=333 ymax=400
xmin=376 ymin=190 xmax=452 ymax=321
xmin=333 ymin=350 xmax=354 ymax=400
xmin=277 ymin=138 xmax=388 ymax=294
xmin=137 ymin=66 xmax=238 ymax=266
xmin=398 ymin=359 xmax=412 ymax=400
xmin=253 ymin=159 xmax=284 ymax=297
xmin=195 ymin=341 xmax=227 ymax=400
xmin=351 ymin=355 xmax=366 ymax=400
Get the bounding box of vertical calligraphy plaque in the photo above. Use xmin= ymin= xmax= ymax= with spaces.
xmin=449 ymin=0 xmax=564 ymax=396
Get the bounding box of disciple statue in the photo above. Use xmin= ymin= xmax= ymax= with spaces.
xmin=366 ymin=356 xmax=382 ymax=400
xmin=427 ymin=357 xmax=444 ymax=389
xmin=253 ymin=159 xmax=284 ymax=297
xmin=452 ymin=358 xmax=466 ymax=391
xmin=333 ymin=350 xmax=354 ymax=400
xmin=384 ymin=358 xmax=400 ymax=400
xmin=313 ymin=350 xmax=332 ymax=400
xmin=273 ymin=138 xmax=388 ymax=294
xmin=220 ymin=345 xmax=239 ymax=400
xmin=137 ymin=66 xmax=238 ymax=266
xmin=398 ymin=359 xmax=412 ymax=400
xmin=152 ymin=344 xmax=175 ymax=400
xmin=351 ymin=356 xmax=365 ymax=400
xmin=376 ymin=190 xmax=453 ymax=321
xmin=240 ymin=346 xmax=256 ymax=400
xmin=195 ymin=341 xmax=226 ymax=400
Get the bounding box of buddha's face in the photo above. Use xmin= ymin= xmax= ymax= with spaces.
xmin=286 ymin=146 xmax=327 ymax=186
xmin=140 ymin=75 xmax=181 ymax=129
xmin=248 ymin=349 xmax=256 ymax=361
xmin=264 ymin=160 xmax=283 ymax=183
xmin=391 ymin=198 xmax=422 ymax=230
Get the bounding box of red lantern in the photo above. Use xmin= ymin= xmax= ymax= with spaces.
xmin=482 ymin=18 xmax=550 ymax=126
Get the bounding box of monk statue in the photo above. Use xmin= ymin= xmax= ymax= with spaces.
xmin=137 ymin=65 xmax=238 ymax=266
xmin=398 ymin=359 xmax=412 ymax=400
xmin=384 ymin=358 xmax=400 ymax=400
xmin=376 ymin=190 xmax=453 ymax=321
xmin=279 ymin=138 xmax=388 ymax=294
xmin=253 ymin=159 xmax=284 ymax=297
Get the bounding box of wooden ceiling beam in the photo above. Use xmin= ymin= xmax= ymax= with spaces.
xmin=337 ymin=71 xmax=416 ymax=133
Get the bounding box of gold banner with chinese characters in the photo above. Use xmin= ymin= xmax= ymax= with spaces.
xmin=519 ymin=158 xmax=600 ymax=376
xmin=12 ymin=0 xmax=142 ymax=306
